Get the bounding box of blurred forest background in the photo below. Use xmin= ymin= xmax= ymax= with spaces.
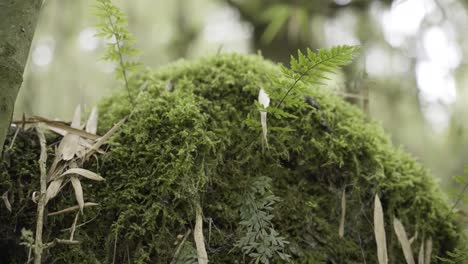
xmin=15 ymin=0 xmax=468 ymax=200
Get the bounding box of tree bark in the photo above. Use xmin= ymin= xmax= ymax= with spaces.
xmin=0 ymin=0 xmax=43 ymax=154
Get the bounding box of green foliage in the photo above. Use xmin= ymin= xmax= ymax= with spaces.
xmin=19 ymin=228 xmax=34 ymax=249
xmin=236 ymin=176 xmax=290 ymax=263
xmin=450 ymin=168 xmax=468 ymax=210
xmin=436 ymin=244 xmax=468 ymax=263
xmin=94 ymin=0 xmax=142 ymax=104
xmin=1 ymin=54 xmax=465 ymax=263
xmin=263 ymin=46 xmax=359 ymax=121
xmin=175 ymin=242 xmax=198 ymax=264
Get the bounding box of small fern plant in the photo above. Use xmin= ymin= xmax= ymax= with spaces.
xmin=264 ymin=45 xmax=360 ymax=118
xmin=236 ymin=176 xmax=291 ymax=263
xmin=94 ymin=0 xmax=142 ymax=105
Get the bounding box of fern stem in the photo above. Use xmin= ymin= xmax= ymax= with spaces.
xmin=276 ymin=51 xmax=346 ymax=109
xmin=104 ymin=7 xmax=135 ymax=106
xmin=451 ymin=183 xmax=468 ymax=211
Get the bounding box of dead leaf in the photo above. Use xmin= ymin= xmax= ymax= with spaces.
xmin=71 ymin=105 xmax=81 ymax=128
xmin=48 ymin=202 xmax=98 ymax=216
xmin=409 ymin=230 xmax=418 ymax=245
xmin=84 ymin=117 xmax=127 ymax=160
xmin=46 ymin=178 xmax=64 ymax=203
xmin=86 ymin=106 xmax=98 ymax=135
xmin=59 ymin=105 xmax=82 ymax=160
xmin=258 ymin=87 xmax=270 ymax=147
xmin=61 ymin=168 xmax=104 ymax=181
xmin=70 ymin=176 xmax=84 ymax=213
xmin=32 ymin=191 xmax=39 ymax=204
xmin=393 ymin=217 xmax=415 ymax=264
xmin=424 ymin=238 xmax=432 ymax=264
xmin=2 ymin=191 xmax=11 ymax=212
xmin=339 ymin=189 xmax=346 ymax=238
xmin=33 ymin=116 xmax=99 ymax=140
xmin=418 ymin=240 xmax=424 ymax=264
xmin=47 ymin=124 xmax=67 ymax=136
xmin=194 ymin=202 xmax=208 ymax=264
xmin=374 ymin=194 xmax=388 ymax=264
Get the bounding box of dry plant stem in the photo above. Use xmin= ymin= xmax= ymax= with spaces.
xmin=170 ymin=229 xmax=192 ymax=264
xmin=112 ymin=231 xmax=118 ymax=264
xmin=194 ymin=202 xmax=208 ymax=264
xmin=70 ymin=212 xmax=79 ymax=241
xmin=34 ymin=126 xmax=47 ymax=264
xmin=339 ymin=189 xmax=346 ymax=238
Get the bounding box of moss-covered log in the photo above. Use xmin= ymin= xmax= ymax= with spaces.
xmin=0 ymin=54 xmax=465 ymax=263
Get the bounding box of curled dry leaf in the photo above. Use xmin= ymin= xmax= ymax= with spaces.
xmin=46 ymin=178 xmax=64 ymax=204
xmin=60 ymin=168 xmax=104 ymax=181
xmin=2 ymin=191 xmax=12 ymax=212
xmin=48 ymin=202 xmax=99 ymax=216
xmin=32 ymin=191 xmax=39 ymax=204
xmin=374 ymin=194 xmax=388 ymax=264
xmin=70 ymin=176 xmax=84 ymax=213
xmin=339 ymin=189 xmax=346 ymax=238
xmin=393 ymin=217 xmax=415 ymax=264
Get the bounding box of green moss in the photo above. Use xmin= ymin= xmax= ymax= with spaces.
xmin=1 ymin=54 xmax=464 ymax=263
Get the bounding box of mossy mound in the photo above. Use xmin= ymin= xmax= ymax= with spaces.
xmin=0 ymin=54 xmax=464 ymax=263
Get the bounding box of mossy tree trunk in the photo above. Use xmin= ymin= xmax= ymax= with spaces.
xmin=0 ymin=0 xmax=43 ymax=154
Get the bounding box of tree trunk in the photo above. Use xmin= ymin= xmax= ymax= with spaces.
xmin=0 ymin=0 xmax=43 ymax=154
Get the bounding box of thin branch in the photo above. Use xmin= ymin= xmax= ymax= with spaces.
xmin=112 ymin=231 xmax=118 ymax=264
xmin=34 ymin=126 xmax=47 ymax=264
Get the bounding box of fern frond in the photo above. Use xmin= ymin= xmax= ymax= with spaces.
xmin=94 ymin=0 xmax=142 ymax=105
xmin=276 ymin=45 xmax=360 ymax=108
xmin=236 ymin=177 xmax=291 ymax=264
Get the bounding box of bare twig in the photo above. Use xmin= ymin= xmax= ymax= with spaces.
xmin=34 ymin=126 xmax=47 ymax=264
xmin=69 ymin=211 xmax=80 ymax=241
xmin=112 ymin=231 xmax=118 ymax=264
xmin=339 ymin=189 xmax=346 ymax=238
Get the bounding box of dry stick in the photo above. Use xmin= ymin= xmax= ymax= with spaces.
xmin=127 ymin=244 xmax=131 ymax=264
xmin=34 ymin=126 xmax=47 ymax=264
xmin=69 ymin=211 xmax=80 ymax=241
xmin=170 ymin=229 xmax=192 ymax=264
xmin=194 ymin=202 xmax=208 ymax=264
xmin=339 ymin=189 xmax=346 ymax=238
xmin=112 ymin=231 xmax=118 ymax=264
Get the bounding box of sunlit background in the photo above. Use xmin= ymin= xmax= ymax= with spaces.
xmin=15 ymin=0 xmax=468 ymax=197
